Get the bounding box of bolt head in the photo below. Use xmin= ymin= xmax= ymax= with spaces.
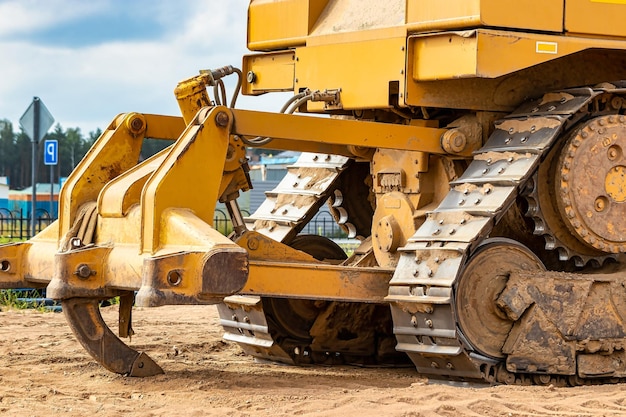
xmin=75 ymin=264 xmax=92 ymax=279
xmin=215 ymin=111 xmax=230 ymax=127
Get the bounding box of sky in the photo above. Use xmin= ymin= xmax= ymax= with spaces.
xmin=0 ymin=0 xmax=287 ymax=137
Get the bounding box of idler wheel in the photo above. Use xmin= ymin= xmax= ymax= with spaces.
xmin=455 ymin=238 xmax=545 ymax=359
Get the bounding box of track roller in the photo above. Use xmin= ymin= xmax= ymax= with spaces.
xmin=261 ymin=235 xmax=348 ymax=357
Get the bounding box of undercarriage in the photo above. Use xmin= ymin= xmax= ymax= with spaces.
xmin=219 ymin=85 xmax=626 ymax=385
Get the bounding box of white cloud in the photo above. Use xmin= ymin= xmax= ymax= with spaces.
xmin=0 ymin=0 xmax=289 ymax=136
xmin=0 ymin=0 xmax=105 ymax=37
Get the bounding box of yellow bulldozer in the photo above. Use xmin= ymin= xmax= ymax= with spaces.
xmin=1 ymin=0 xmax=626 ymax=385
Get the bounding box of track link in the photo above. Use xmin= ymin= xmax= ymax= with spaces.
xmin=243 ymin=153 xmax=351 ymax=243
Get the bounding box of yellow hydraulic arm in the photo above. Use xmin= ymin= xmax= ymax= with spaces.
xmin=0 ymin=66 xmax=472 ymax=377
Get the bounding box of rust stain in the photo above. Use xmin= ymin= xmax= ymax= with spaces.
xmin=274 ymin=193 xmax=317 ymax=209
xmin=253 ymin=219 xmax=277 ymax=230
xmin=539 ymin=92 xmax=575 ymax=106
xmin=293 ymin=167 xmax=336 ymax=191
xmin=475 ymin=151 xmax=533 ymax=162
xmin=453 ymin=183 xmax=494 ymax=196
xmin=496 ymin=117 xmax=561 ymax=133
xmin=429 ymin=210 xmax=481 ymax=225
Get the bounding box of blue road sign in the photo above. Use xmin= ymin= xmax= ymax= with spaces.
xmin=44 ymin=139 xmax=58 ymax=165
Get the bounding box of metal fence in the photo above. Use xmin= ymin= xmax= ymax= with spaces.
xmin=213 ymin=208 xmax=347 ymax=238
xmin=0 ymin=209 xmax=55 ymax=240
xmin=0 ymin=208 xmax=347 ymax=241
xmin=300 ymin=210 xmax=347 ymax=238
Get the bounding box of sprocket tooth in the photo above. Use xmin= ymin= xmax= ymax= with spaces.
xmin=525 ymin=199 xmax=538 ymax=216
xmin=572 ymin=256 xmax=585 ymax=268
xmin=344 ymin=223 xmax=357 ymax=238
xmin=535 ymin=223 xmax=546 ymax=235
xmin=522 ymin=169 xmax=613 ymax=267
xmin=334 ymin=206 xmax=349 ymax=224
xmin=557 ymin=247 xmax=570 ymax=262
xmin=331 ymin=189 xmax=344 ymax=207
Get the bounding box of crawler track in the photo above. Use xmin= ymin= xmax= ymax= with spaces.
xmin=388 ymin=85 xmax=626 ymax=385
xmin=220 ymin=85 xmax=626 ymax=385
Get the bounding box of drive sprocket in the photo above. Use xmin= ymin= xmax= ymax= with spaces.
xmin=523 ymin=115 xmax=620 ymax=267
xmin=556 ymin=114 xmax=626 ymax=254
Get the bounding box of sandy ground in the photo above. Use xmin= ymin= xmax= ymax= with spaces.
xmin=1 ymin=305 xmax=626 ymax=417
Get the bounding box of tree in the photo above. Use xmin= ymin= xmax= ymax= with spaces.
xmin=0 ymin=121 xmax=98 ymax=189
xmin=0 ymin=120 xmax=16 ymax=179
xmin=15 ymin=131 xmax=31 ymax=189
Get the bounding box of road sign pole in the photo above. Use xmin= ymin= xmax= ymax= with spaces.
xmin=31 ymin=97 xmax=40 ymax=238
xmin=20 ymin=96 xmax=54 ymax=237
xmin=43 ymin=139 xmax=58 ymax=219
xmin=50 ymin=164 xmax=54 ymax=218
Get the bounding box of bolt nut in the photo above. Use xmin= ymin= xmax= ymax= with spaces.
xmin=441 ymin=129 xmax=467 ymax=154
xmin=130 ymin=117 xmax=144 ymax=131
xmin=608 ymin=145 xmax=622 ymax=161
xmin=215 ymin=111 xmax=230 ymax=127
xmin=246 ymin=71 xmax=256 ymax=84
xmin=247 ymin=237 xmax=259 ymax=251
xmin=594 ymin=196 xmax=608 ymax=212
xmin=75 ymin=264 xmax=92 ymax=279
xmin=125 ymin=113 xmax=147 ymax=135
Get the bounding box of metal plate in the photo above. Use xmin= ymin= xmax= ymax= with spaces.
xmin=436 ymin=185 xmax=517 ymax=215
xmin=390 ymin=301 xmax=457 ymax=340
xmin=389 ymin=248 xmax=464 ymax=287
xmin=451 ymin=153 xmax=540 ymax=185
xmin=245 ymin=222 xmax=294 ymax=243
xmin=508 ymin=88 xmax=597 ymax=117
xmin=291 ymin=153 xmax=350 ymax=168
xmin=481 ymin=117 xmax=564 ymax=153
xmin=408 ymin=212 xmax=492 ymax=244
xmin=271 ymin=171 xmax=339 ymax=196
xmin=250 ymin=197 xmax=318 ymax=223
xmin=387 ymin=285 xmax=452 ymax=304
xmin=217 ymin=297 xmax=294 ymax=363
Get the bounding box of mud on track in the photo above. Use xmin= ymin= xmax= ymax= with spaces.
xmin=1 ymin=305 xmax=626 ymax=416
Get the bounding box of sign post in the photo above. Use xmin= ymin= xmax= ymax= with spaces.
xmin=44 ymin=139 xmax=58 ymax=217
xmin=19 ymin=97 xmax=55 ymax=237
